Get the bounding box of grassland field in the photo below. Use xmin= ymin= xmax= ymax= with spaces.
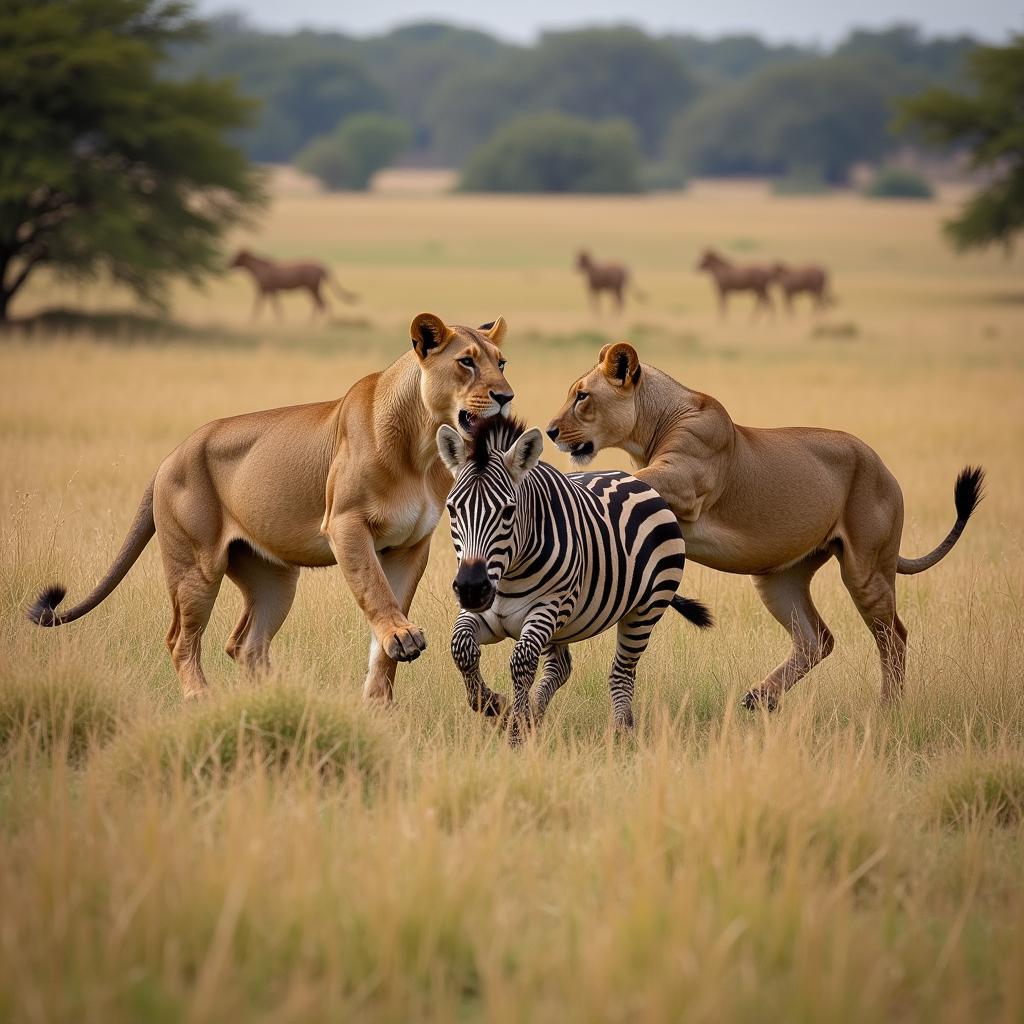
xmin=1 ymin=178 xmax=1023 ymax=1022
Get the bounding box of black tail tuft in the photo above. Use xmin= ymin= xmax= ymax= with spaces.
xmin=27 ymin=585 xmax=66 ymax=627
xmin=954 ymin=465 xmax=985 ymax=522
xmin=671 ymin=595 xmax=714 ymax=629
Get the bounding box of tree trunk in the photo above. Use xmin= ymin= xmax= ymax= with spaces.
xmin=0 ymin=252 xmax=37 ymax=323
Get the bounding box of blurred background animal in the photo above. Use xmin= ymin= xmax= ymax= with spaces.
xmin=575 ymin=249 xmax=644 ymax=313
xmin=696 ymin=248 xmax=775 ymax=318
xmin=772 ymin=261 xmax=835 ymax=313
xmin=230 ymin=249 xmax=358 ymax=320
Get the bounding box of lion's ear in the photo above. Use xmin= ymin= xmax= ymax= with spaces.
xmin=436 ymin=424 xmax=467 ymax=475
xmin=601 ymin=342 xmax=641 ymax=389
xmin=478 ymin=315 xmax=508 ymax=345
xmin=411 ymin=313 xmax=453 ymax=360
xmin=598 ymin=343 xmax=613 ymax=363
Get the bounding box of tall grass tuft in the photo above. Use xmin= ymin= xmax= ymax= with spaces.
xmin=103 ymin=682 xmax=394 ymax=787
xmin=0 ymin=654 xmax=136 ymax=764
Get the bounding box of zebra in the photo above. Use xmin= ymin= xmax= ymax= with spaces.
xmin=436 ymin=415 xmax=712 ymax=743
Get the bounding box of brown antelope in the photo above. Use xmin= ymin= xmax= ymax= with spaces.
xmin=230 ymin=249 xmax=358 ymax=320
xmin=696 ymin=249 xmax=774 ymax=318
xmin=771 ymin=262 xmax=835 ymax=313
xmin=576 ymin=250 xmax=645 ymax=313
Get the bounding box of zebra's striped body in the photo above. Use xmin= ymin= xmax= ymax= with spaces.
xmin=437 ymin=416 xmax=710 ymax=741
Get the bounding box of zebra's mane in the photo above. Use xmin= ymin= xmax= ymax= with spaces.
xmin=469 ymin=414 xmax=526 ymax=470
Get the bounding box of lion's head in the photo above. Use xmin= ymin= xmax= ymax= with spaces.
xmin=411 ymin=313 xmax=513 ymax=439
xmin=546 ymin=342 xmax=641 ymax=465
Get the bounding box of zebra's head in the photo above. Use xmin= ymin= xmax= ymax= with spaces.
xmin=437 ymin=415 xmax=544 ymax=613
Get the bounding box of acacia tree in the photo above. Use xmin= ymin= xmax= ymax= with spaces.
xmin=901 ymin=35 xmax=1024 ymax=252
xmin=0 ymin=0 xmax=264 ymax=321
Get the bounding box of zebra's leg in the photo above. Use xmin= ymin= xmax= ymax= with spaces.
xmin=508 ymin=612 xmax=558 ymax=745
xmin=609 ymin=608 xmax=662 ymax=730
xmin=451 ymin=611 xmax=506 ymax=717
xmin=532 ymin=644 xmax=572 ymax=723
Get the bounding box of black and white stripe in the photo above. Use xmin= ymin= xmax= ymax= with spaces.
xmin=438 ymin=416 xmax=711 ymax=741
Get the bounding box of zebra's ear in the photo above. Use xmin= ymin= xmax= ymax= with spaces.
xmin=600 ymin=342 xmax=641 ymax=389
xmin=503 ymin=428 xmax=544 ymax=483
xmin=436 ymin=424 xmax=467 ymax=475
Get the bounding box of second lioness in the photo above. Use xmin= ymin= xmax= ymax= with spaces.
xmin=547 ymin=343 xmax=983 ymax=709
xmin=437 ymin=415 xmax=712 ymax=743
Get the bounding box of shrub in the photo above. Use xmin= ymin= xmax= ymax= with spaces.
xmin=773 ymin=163 xmax=831 ymax=195
xmin=864 ymin=166 xmax=934 ymax=199
xmin=297 ymin=114 xmax=413 ymax=191
xmin=641 ymin=161 xmax=688 ymax=192
xmin=460 ymin=114 xmax=643 ymax=193
xmin=106 ymin=684 xmax=394 ymax=787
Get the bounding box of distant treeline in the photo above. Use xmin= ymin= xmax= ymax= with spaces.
xmin=172 ymin=19 xmax=978 ymax=185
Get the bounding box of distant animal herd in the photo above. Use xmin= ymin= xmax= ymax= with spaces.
xmin=231 ymin=245 xmax=834 ymax=321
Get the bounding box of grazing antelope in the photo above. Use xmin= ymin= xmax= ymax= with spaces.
xmin=575 ymin=250 xmax=645 ymax=313
xmin=696 ymin=248 xmax=774 ymax=318
xmin=230 ymin=249 xmax=358 ymax=320
xmin=438 ymin=414 xmax=712 ymax=744
xmin=771 ymin=262 xmax=835 ymax=313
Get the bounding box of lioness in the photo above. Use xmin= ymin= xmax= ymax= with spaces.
xmin=28 ymin=314 xmax=513 ymax=702
xmin=546 ymin=343 xmax=984 ymax=708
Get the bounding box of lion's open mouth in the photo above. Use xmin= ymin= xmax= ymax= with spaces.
xmin=569 ymin=441 xmax=595 ymax=463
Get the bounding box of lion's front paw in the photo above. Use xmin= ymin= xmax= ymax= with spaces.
xmin=383 ymin=624 xmax=428 ymax=662
xmin=742 ymin=687 xmax=779 ymax=712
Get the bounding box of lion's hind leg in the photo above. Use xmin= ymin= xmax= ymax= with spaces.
xmin=224 ymin=541 xmax=300 ymax=673
xmin=838 ymin=555 xmax=905 ymax=702
xmin=164 ymin=563 xmax=223 ymax=701
xmin=744 ymin=549 xmax=835 ymax=711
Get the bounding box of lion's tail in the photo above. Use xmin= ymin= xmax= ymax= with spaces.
xmin=897 ymin=466 xmax=984 ymax=575
xmin=28 ymin=479 xmax=156 ymax=627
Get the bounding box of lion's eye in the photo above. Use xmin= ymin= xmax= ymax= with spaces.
xmin=575 ymin=391 xmax=589 ymax=404
xmin=497 ymin=359 xmax=507 ymax=371
xmin=458 ymin=357 xmax=475 ymax=369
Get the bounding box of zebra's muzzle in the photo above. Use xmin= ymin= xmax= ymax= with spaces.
xmin=453 ymin=561 xmax=495 ymax=613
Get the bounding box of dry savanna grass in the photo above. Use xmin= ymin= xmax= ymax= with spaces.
xmin=2 ymin=180 xmax=1023 ymax=1022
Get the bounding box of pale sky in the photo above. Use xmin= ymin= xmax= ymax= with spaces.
xmin=195 ymin=0 xmax=1022 ymax=44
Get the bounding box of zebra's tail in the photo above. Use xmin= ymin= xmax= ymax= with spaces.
xmin=671 ymin=594 xmax=714 ymax=629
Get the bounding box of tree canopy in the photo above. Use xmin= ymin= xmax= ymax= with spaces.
xmin=667 ymin=55 xmax=932 ymax=184
xmin=0 ymin=0 xmax=264 ymax=320
xmin=900 ymin=35 xmax=1024 ymax=251
xmin=171 ymin=20 xmax=979 ymax=183
xmin=298 ymin=114 xmax=413 ymax=191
